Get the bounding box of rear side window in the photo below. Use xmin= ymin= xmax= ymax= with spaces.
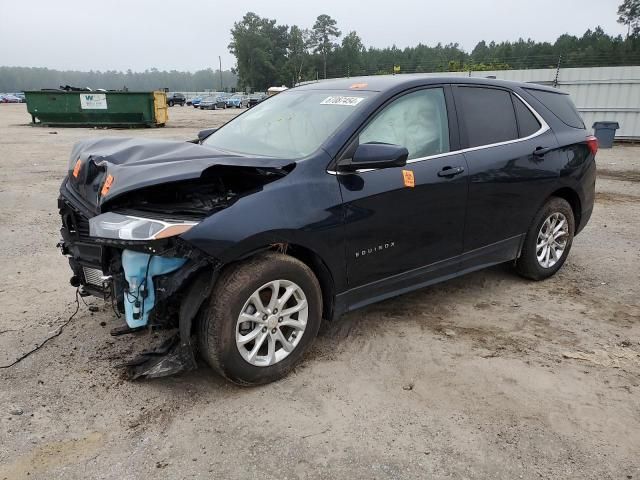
xmin=455 ymin=87 xmax=518 ymax=148
xmin=512 ymin=95 xmax=541 ymax=138
xmin=524 ymin=88 xmax=584 ymax=129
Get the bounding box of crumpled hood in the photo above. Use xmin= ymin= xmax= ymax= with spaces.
xmin=65 ymin=137 xmax=294 ymax=208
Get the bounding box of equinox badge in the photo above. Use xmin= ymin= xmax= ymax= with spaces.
xmin=355 ymin=242 xmax=395 ymax=259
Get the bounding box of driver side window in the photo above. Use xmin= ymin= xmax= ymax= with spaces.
xmin=359 ymin=88 xmax=450 ymax=160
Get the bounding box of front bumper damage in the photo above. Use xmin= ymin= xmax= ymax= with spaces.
xmin=58 ymin=195 xmax=219 ymax=379
xmin=122 ymin=265 xmax=217 ymax=379
xmin=57 ymin=136 xmax=293 ymax=378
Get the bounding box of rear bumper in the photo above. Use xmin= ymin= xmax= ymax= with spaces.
xmin=576 ymin=205 xmax=593 ymax=235
xmin=576 ymin=158 xmax=596 ymax=235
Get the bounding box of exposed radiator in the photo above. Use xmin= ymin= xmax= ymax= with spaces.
xmin=82 ymin=266 xmax=105 ymax=287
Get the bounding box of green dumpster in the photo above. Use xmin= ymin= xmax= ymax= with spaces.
xmin=24 ymin=90 xmax=168 ymax=127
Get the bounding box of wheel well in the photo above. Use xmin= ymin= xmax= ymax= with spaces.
xmin=224 ymin=243 xmax=336 ymax=321
xmin=282 ymin=244 xmax=335 ymax=321
xmin=550 ymin=187 xmax=581 ymax=228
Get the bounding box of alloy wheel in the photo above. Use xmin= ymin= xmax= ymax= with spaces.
xmin=536 ymin=212 xmax=569 ymax=268
xmin=235 ymin=280 xmax=308 ymax=367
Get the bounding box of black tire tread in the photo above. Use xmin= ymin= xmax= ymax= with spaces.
xmin=516 ymin=197 xmax=575 ymax=280
xmin=198 ymin=252 xmax=322 ymax=385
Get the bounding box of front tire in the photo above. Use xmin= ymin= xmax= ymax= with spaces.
xmin=515 ymin=197 xmax=575 ymax=280
xmin=198 ymin=253 xmax=322 ymax=385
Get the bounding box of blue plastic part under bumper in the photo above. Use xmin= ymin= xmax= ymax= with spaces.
xmin=121 ymin=249 xmax=187 ymax=328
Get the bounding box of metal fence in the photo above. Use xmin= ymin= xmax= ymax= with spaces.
xmin=471 ymin=66 xmax=640 ymax=140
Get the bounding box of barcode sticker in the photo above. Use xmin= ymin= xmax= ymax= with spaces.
xmin=320 ymin=96 xmax=365 ymax=106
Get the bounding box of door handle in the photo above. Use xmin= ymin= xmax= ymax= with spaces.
xmin=533 ymin=146 xmax=552 ymax=157
xmin=437 ymin=166 xmax=465 ymax=178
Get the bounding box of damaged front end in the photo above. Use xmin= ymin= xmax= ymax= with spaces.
xmin=58 ymin=137 xmax=292 ymax=379
xmin=58 ymin=190 xmax=219 ymax=379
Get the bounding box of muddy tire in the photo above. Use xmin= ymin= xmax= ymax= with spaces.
xmin=515 ymin=197 xmax=575 ymax=280
xmin=198 ymin=252 xmax=322 ymax=385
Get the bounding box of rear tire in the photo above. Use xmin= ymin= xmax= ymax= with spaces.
xmin=515 ymin=197 xmax=575 ymax=280
xmin=198 ymin=253 xmax=322 ymax=385
xmin=168 ymin=100 xmax=174 ymax=107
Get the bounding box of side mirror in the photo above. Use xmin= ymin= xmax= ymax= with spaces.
xmin=197 ymin=128 xmax=217 ymax=142
xmin=339 ymin=143 xmax=408 ymax=172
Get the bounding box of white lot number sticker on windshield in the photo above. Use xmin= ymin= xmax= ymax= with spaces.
xmin=80 ymin=93 xmax=108 ymax=110
xmin=320 ymin=96 xmax=364 ymax=106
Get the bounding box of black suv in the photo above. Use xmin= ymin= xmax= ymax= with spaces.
xmin=58 ymin=76 xmax=596 ymax=384
xmin=166 ymin=92 xmax=186 ymax=106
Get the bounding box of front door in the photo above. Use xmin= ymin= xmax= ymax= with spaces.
xmin=337 ymin=87 xmax=468 ymax=299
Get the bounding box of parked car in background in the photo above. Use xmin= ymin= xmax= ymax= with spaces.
xmin=56 ymin=76 xmax=596 ymax=385
xmin=225 ymin=94 xmax=249 ymax=108
xmin=247 ymin=94 xmax=266 ymax=108
xmin=167 ymin=92 xmax=186 ymax=107
xmin=187 ymin=96 xmax=203 ymax=107
xmin=199 ymin=95 xmax=227 ymax=110
xmin=0 ymin=94 xmax=22 ymax=103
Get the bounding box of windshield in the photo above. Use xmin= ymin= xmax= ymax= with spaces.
xmin=204 ymin=89 xmax=374 ymax=158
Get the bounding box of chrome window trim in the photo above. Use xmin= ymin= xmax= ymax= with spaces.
xmin=327 ymin=90 xmax=549 ymax=175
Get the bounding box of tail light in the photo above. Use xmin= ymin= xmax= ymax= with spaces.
xmin=586 ymin=135 xmax=598 ymax=156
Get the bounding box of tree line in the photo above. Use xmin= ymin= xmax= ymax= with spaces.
xmin=0 ymin=67 xmax=238 ymax=93
xmin=2 ymin=1 xmax=639 ymax=93
xmin=230 ymin=6 xmax=640 ymax=91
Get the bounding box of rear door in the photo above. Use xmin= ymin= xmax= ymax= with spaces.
xmin=452 ymin=85 xmax=559 ymax=255
xmin=337 ymin=86 xmax=469 ymax=293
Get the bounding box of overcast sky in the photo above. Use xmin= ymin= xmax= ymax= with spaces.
xmin=0 ymin=0 xmax=626 ymax=72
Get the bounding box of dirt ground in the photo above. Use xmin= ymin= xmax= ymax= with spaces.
xmin=0 ymin=103 xmax=638 ymax=480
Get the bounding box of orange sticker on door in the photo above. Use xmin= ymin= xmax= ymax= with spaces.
xmin=402 ymin=170 xmax=415 ymax=188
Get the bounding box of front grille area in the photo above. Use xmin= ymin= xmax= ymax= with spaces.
xmin=61 ymin=199 xmax=91 ymax=238
xmin=83 ymin=266 xmax=105 ymax=287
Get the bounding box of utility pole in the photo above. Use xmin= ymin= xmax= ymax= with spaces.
xmin=553 ymin=54 xmax=562 ymax=88
xmin=219 ymin=56 xmax=223 ymax=91
xmin=323 ymin=52 xmax=327 ymax=80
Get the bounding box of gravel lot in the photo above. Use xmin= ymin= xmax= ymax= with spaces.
xmin=0 ymin=103 xmax=638 ymax=480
